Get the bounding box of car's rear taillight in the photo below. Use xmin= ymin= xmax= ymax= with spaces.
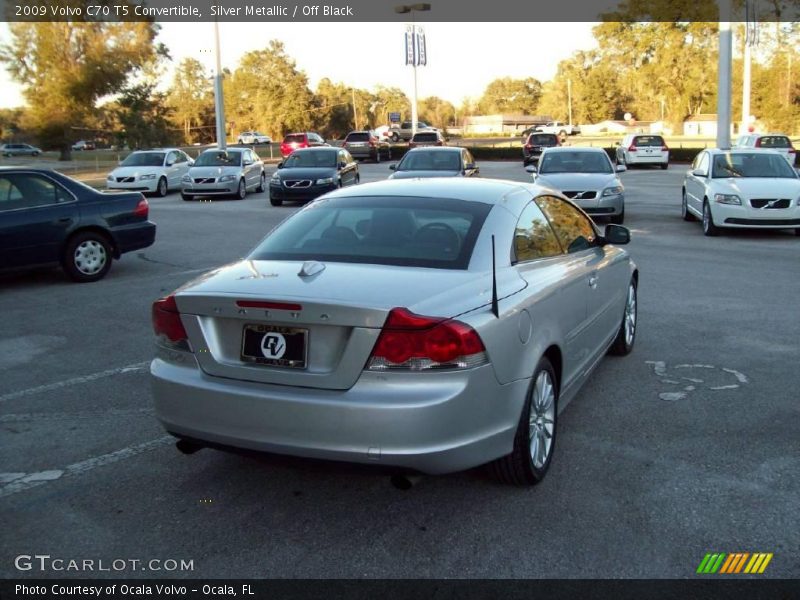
xmin=628 ymin=145 xmax=637 ymax=152
xmin=755 ymin=138 xmax=762 ymax=147
xmin=133 ymin=197 xmax=149 ymax=218
xmin=366 ymin=308 xmax=487 ymax=371
xmin=661 ymin=144 xmax=669 ymax=151
xmin=152 ymin=295 xmax=189 ymax=349
xmin=524 ymin=144 xmax=533 ymax=150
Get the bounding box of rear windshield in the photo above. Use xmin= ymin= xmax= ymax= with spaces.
xmin=194 ymin=150 xmax=242 ymax=167
xmin=120 ymin=152 xmax=165 ymax=167
xmin=712 ymin=152 xmax=798 ymax=178
xmin=284 ymin=134 xmax=305 ymax=144
xmin=527 ymin=134 xmax=557 ymax=145
xmin=345 ymin=132 xmax=370 ymax=142
xmin=758 ymin=136 xmax=791 ymax=148
xmin=413 ymin=132 xmax=438 ymax=142
xmin=633 ymin=136 xmax=665 ymax=147
xmin=248 ymin=196 xmax=492 ymax=270
xmin=397 ymin=150 xmax=461 ymax=171
xmin=539 ymin=151 xmax=612 ymax=174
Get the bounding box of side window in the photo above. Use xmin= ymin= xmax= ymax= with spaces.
xmin=513 ymin=201 xmax=564 ymax=263
xmin=691 ymin=152 xmax=703 ymax=170
xmin=535 ymin=195 xmax=597 ymax=254
xmin=464 ymin=150 xmax=474 ymax=165
xmin=166 ymin=151 xmax=178 ymax=165
xmin=0 ymin=174 xmax=70 ymax=210
xmin=697 ymin=152 xmax=710 ymax=176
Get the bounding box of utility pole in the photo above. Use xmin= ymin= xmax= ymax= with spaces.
xmin=397 ymin=4 xmax=430 ymax=137
xmin=352 ymin=88 xmax=358 ymax=130
xmin=567 ymin=79 xmax=573 ymax=126
xmin=213 ymin=19 xmax=227 ymax=150
xmin=716 ymin=0 xmax=733 ymax=149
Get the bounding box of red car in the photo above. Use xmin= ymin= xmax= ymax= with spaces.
xmin=280 ymin=132 xmax=328 ymax=157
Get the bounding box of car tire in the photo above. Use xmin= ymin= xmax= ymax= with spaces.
xmin=384 ymin=146 xmax=391 ymax=160
xmin=702 ymin=200 xmax=719 ymax=236
xmin=270 ymin=196 xmax=283 ymax=207
xmin=608 ymin=278 xmax=637 ymax=356
xmin=681 ymin=189 xmax=695 ymax=221
xmin=156 ymin=177 xmax=168 ymax=197
xmin=794 ymin=228 xmax=800 ymax=237
xmin=391 ymin=132 xmax=399 ymax=143
xmin=354 ymin=173 xmax=360 ymax=184
xmin=375 ymin=149 xmax=381 ymax=163
xmin=238 ymin=139 xmax=244 ymax=144
xmin=235 ymin=178 xmax=246 ymax=200
xmin=62 ymin=231 xmax=113 ymax=283
xmin=32 ymin=151 xmax=40 ymax=157
xmin=610 ymin=209 xmax=625 ymax=225
xmin=617 ymin=153 xmax=626 ymax=167
xmin=489 ymin=356 xmax=558 ymax=486
xmin=661 ymin=161 xmax=669 ymax=170
xmin=256 ymin=172 xmax=266 ymax=193
xmin=181 ymin=193 xmax=192 ymax=201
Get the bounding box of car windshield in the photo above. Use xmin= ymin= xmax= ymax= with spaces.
xmin=248 ymin=196 xmax=492 ymax=270
xmin=194 ymin=151 xmax=242 ymax=167
xmin=397 ymin=150 xmax=461 ymax=171
xmin=528 ymin=134 xmax=557 ymax=145
xmin=539 ymin=151 xmax=612 ymax=174
xmin=633 ymin=136 xmax=664 ymax=147
xmin=283 ymin=150 xmax=338 ymax=168
xmin=712 ymin=152 xmax=798 ymax=178
xmin=120 ymin=152 xmax=165 ymax=167
xmin=346 ymin=133 xmax=370 ymax=142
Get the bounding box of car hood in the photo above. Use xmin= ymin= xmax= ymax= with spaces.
xmin=536 ymin=173 xmax=620 ymax=190
xmin=274 ymin=167 xmax=337 ymax=179
xmin=109 ymin=166 xmax=165 ymax=177
xmin=188 ymin=166 xmax=244 ymax=177
xmin=710 ymin=177 xmax=800 ymax=197
xmin=390 ymin=170 xmax=462 ymax=179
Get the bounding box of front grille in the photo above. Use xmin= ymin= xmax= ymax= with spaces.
xmin=724 ymin=217 xmax=800 ymax=226
xmin=284 ymin=180 xmax=312 ymax=188
xmin=584 ymin=207 xmax=616 ymax=214
xmin=117 ymin=177 xmax=135 ymax=183
xmin=750 ymin=198 xmax=791 ymax=209
xmin=563 ymin=191 xmax=598 ymax=200
xmin=194 ymin=177 xmax=216 ymax=184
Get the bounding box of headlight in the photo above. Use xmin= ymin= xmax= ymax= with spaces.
xmin=316 ymin=177 xmax=334 ymax=185
xmin=714 ymin=193 xmax=741 ymax=205
xmin=270 ymin=172 xmax=280 ymax=181
xmin=181 ymin=175 xmax=191 ymax=183
xmin=107 ymin=174 xmax=114 ymax=180
xmin=796 ymin=195 xmax=800 ymax=206
xmin=219 ymin=174 xmax=235 ymax=183
xmin=139 ymin=174 xmax=157 ymax=180
xmin=602 ymin=186 xmax=623 ymax=197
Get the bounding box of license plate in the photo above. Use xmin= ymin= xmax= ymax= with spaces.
xmin=241 ymin=324 xmax=308 ymax=369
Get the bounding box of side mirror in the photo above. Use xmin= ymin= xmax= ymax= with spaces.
xmin=603 ymin=224 xmax=631 ymax=245
xmin=338 ymin=162 xmax=347 ymax=169
xmin=525 ymin=164 xmax=537 ymax=174
xmin=277 ymin=162 xmax=284 ymax=169
xmin=243 ymin=159 xmax=253 ymax=166
xmin=616 ymin=164 xmax=627 ymax=172
xmin=389 ymin=164 xmax=397 ymax=170
xmin=692 ymin=168 xmax=706 ymax=177
xmin=188 ymin=160 xmax=195 ymax=166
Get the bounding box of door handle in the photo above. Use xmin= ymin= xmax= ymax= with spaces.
xmin=57 ymin=218 xmax=72 ymax=224
xmin=588 ymin=275 xmax=598 ymax=288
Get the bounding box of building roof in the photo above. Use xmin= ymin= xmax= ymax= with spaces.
xmin=684 ymin=114 xmax=718 ymax=123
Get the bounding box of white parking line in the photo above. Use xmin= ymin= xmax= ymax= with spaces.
xmin=0 ymin=407 xmax=154 ymax=423
xmin=0 ymin=362 xmax=149 ymax=403
xmin=0 ymin=436 xmax=173 ymax=498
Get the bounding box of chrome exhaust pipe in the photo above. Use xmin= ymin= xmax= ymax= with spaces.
xmin=175 ymin=439 xmax=204 ymax=455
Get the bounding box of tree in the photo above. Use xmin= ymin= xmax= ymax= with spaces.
xmin=109 ymin=83 xmax=176 ymax=149
xmin=225 ymin=41 xmax=315 ymax=139
xmin=417 ymin=96 xmax=456 ymax=130
xmin=167 ymin=58 xmax=214 ymax=145
xmin=0 ymin=22 xmax=167 ymax=159
xmin=313 ymin=78 xmax=355 ymax=139
xmin=476 ymin=77 xmax=542 ymax=115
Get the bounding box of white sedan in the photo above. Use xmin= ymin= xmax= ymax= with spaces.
xmin=237 ymin=131 xmax=272 ymax=145
xmin=682 ymin=148 xmax=800 ymax=236
xmin=107 ymin=149 xmax=194 ymax=197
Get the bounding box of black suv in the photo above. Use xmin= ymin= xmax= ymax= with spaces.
xmin=522 ymin=133 xmax=560 ymax=165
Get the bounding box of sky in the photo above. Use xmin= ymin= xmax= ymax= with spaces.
xmin=0 ymin=22 xmax=597 ymax=109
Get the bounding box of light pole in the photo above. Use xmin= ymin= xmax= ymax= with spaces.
xmin=396 ymin=3 xmax=431 ymax=137
xmin=716 ymin=0 xmax=733 ymax=149
xmin=213 ymin=18 xmax=227 ymax=150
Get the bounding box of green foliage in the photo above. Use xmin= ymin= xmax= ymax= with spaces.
xmin=477 ymin=77 xmax=543 ymax=115
xmin=167 ymin=58 xmax=214 ymax=145
xmin=110 ymin=83 xmax=177 ymax=149
xmin=417 ymin=96 xmax=457 ymax=129
xmin=0 ymin=22 xmax=166 ymax=159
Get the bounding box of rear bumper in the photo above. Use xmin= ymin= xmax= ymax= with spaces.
xmin=627 ymin=152 xmax=669 ymax=164
xmin=346 ymin=147 xmax=377 ymax=159
xmin=151 ymin=356 xmax=526 ymax=474
xmin=113 ymin=221 xmax=156 ymax=255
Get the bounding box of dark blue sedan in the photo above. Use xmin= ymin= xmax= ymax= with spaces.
xmin=0 ymin=168 xmax=156 ymax=282
xmin=269 ymin=147 xmax=360 ymax=206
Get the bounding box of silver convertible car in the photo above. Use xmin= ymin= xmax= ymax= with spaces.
xmin=151 ymin=178 xmax=638 ymax=485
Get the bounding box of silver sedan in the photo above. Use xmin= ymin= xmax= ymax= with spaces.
xmin=151 ymin=178 xmax=638 ymax=485
xmin=527 ymin=147 xmax=627 ymax=224
xmin=181 ymin=148 xmax=265 ymax=200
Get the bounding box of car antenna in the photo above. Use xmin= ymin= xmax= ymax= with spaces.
xmin=491 ymin=235 xmax=499 ymax=318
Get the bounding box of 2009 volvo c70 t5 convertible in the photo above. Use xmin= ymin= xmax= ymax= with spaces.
xmin=151 ymin=178 xmax=638 ymax=485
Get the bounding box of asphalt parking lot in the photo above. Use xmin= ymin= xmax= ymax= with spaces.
xmin=1 ymin=161 xmax=798 ymax=579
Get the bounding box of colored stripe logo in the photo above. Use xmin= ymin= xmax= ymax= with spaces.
xmin=696 ymin=552 xmax=773 ymax=574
